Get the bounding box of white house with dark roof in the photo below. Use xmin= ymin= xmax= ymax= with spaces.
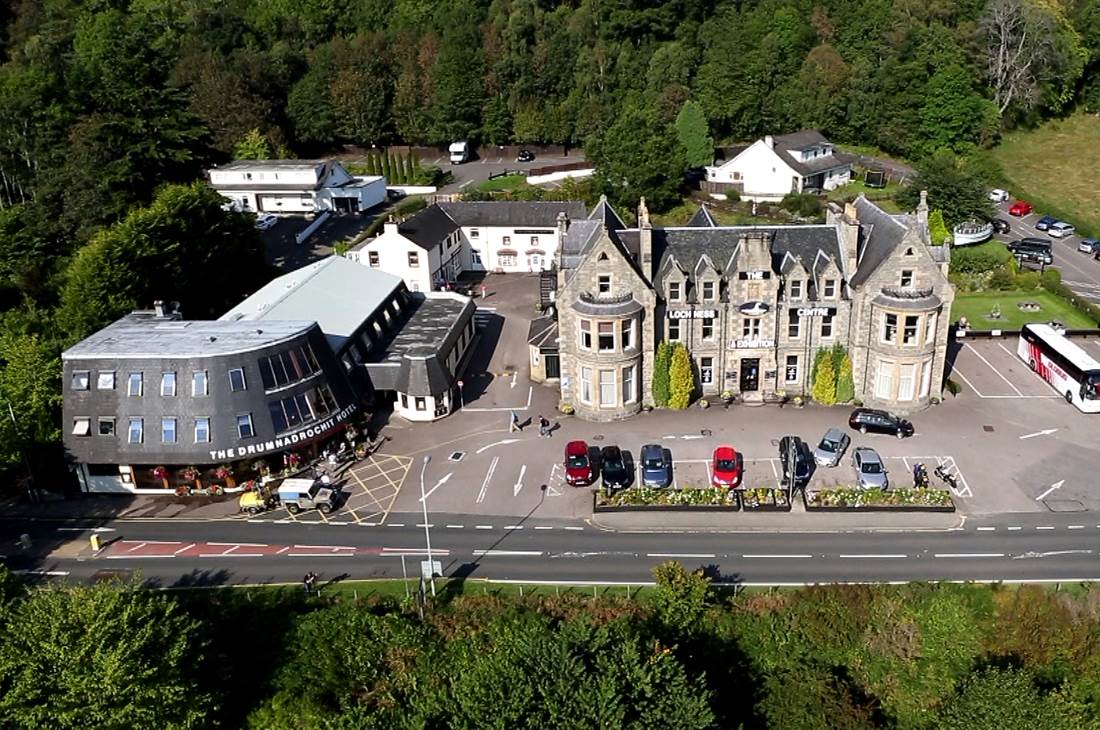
xmin=208 ymin=159 xmax=386 ymax=214
xmin=348 ymin=200 xmax=587 ymax=291
xmin=705 ymin=130 xmax=854 ymax=201
xmin=542 ymin=193 xmax=953 ymax=420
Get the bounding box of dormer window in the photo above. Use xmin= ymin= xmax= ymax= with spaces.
xmin=789 ymin=280 xmax=803 ymax=299
xmin=823 ymin=279 xmax=836 ymax=298
xmin=668 ymin=281 xmax=681 ymax=301
xmin=702 ymin=281 xmax=715 ymax=301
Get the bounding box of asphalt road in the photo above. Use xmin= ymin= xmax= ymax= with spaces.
xmin=8 ymin=511 xmax=1100 ymax=587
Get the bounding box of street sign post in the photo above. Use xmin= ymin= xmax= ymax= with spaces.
xmin=420 ymin=560 xmax=442 ymax=581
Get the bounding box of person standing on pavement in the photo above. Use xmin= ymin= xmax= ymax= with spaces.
xmin=538 ymin=415 xmax=551 ymax=438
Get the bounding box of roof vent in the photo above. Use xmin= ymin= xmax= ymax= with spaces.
xmin=209 ymin=336 xmax=217 ymax=342
xmin=256 ymin=329 xmax=263 ymax=335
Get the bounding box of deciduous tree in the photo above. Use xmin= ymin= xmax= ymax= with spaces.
xmin=674 ymin=100 xmax=714 ymax=169
xmin=586 ymin=104 xmax=685 ymax=212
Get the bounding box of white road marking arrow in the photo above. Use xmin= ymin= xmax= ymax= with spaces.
xmin=476 ymin=438 xmax=520 ymax=454
xmin=513 ymin=465 xmax=527 ymax=496
xmin=419 ymin=472 xmax=453 ymax=502
xmin=1035 ymin=480 xmax=1065 ymax=501
xmin=510 ymin=372 xmax=517 ymax=388
xmin=681 ymin=434 xmax=704 ymax=440
xmin=1020 ymin=428 xmax=1059 ymax=440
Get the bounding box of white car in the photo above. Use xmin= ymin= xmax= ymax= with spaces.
xmin=1048 ymin=221 xmax=1076 ymax=238
xmin=989 ymin=189 xmax=1010 ymax=203
xmin=255 ymin=214 xmax=278 ymax=231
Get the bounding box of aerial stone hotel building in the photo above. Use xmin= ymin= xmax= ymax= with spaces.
xmin=541 ymin=193 xmax=954 ymax=421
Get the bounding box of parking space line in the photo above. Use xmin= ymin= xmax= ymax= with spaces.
xmin=950 ymin=367 xmax=985 ymax=397
xmin=476 ymin=456 xmax=500 ymax=504
xmin=964 ymin=343 xmax=1023 ymax=395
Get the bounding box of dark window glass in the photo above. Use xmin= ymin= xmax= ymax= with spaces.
xmin=286 ymin=350 xmax=304 ymax=379
xmin=283 ymin=396 xmax=302 ymax=428
xmin=259 ymin=358 xmax=276 ymax=389
xmin=269 ymin=402 xmax=288 ymax=433
xmin=271 ymin=353 xmax=290 ymax=386
xmin=294 ymin=393 xmax=313 ymax=422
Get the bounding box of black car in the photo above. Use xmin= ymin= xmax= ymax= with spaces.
xmin=848 ymin=408 xmax=914 ymax=439
xmin=516 ymin=149 xmax=535 ymax=163
xmin=599 ymin=445 xmax=632 ymax=490
xmin=777 ymin=435 xmax=814 ymax=488
xmin=990 ymin=217 xmax=1010 ymax=234
xmin=386 ymin=188 xmax=406 ymax=201
xmin=1008 ymin=238 xmax=1054 ymax=265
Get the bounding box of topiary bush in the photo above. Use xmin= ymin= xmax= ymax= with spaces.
xmin=668 ymin=343 xmax=695 ymax=409
xmin=652 ymin=341 xmax=672 ymax=407
xmin=812 ymin=350 xmax=837 ymax=405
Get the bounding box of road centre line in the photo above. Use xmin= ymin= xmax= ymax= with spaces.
xmin=963 ymin=343 xmax=1023 ymax=395
xmin=476 ymin=525 xmax=493 ymax=529
xmin=504 ymin=525 xmax=524 ymax=530
xmin=446 ymin=524 xmax=464 ymax=529
xmin=1068 ymin=525 xmax=1084 ymax=529
xmin=534 ymin=526 xmax=553 ymax=530
xmin=934 ymin=553 xmax=1005 ymax=558
xmin=837 ymin=554 xmax=908 ymax=559
xmin=1008 ymin=526 xmax=1022 ymax=531
xmin=1037 ymin=526 xmax=1055 ymax=530
xmin=976 ymin=527 xmax=996 ymax=531
xmin=472 ymin=550 xmax=543 ymax=556
xmin=647 ymin=553 xmax=717 ymax=558
xmin=562 ymin=526 xmax=584 ymax=531
xmin=742 ymin=554 xmax=813 ymax=559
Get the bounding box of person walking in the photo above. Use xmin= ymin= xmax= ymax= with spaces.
xmin=538 ymin=415 xmax=551 ymax=438
xmin=303 ymin=571 xmax=318 ymax=596
xmin=509 ymin=410 xmax=520 ymax=433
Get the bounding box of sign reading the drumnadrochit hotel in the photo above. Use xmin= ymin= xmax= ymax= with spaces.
xmin=207 ymin=403 xmax=358 ymax=461
xmin=730 ymin=338 xmax=775 ymax=349
xmin=668 ymin=309 xmax=717 ymax=319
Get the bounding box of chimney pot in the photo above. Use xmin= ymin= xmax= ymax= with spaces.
xmin=153 ymin=300 xmax=166 ymax=318
xmin=764 ymin=135 xmax=774 ymax=148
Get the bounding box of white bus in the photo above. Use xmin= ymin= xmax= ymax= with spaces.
xmin=1017 ymin=323 xmax=1100 ymax=412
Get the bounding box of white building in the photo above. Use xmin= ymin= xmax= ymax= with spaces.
xmin=705 ymin=130 xmax=853 ymax=202
xmin=348 ymin=201 xmax=586 ymax=290
xmin=208 ymin=159 xmax=386 ymax=215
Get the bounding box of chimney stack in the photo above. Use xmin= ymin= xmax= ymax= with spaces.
xmin=916 ymin=189 xmax=930 ymax=241
xmin=153 ymin=300 xmax=166 ymax=318
xmin=764 ymin=135 xmax=775 ymax=148
xmin=638 ymin=197 xmax=653 ymax=283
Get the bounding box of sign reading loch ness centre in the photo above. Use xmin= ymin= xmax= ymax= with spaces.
xmin=207 ymin=403 xmax=357 ymax=461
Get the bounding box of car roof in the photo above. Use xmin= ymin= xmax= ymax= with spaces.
xmin=854 ymin=446 xmax=881 ymax=460
xmin=823 ymin=427 xmax=846 ymax=440
xmin=853 ymin=407 xmax=887 ymax=416
xmin=640 ymin=443 xmax=662 ymax=456
xmin=601 ymin=445 xmax=621 ymax=455
xmin=565 ymin=440 xmax=587 ymax=455
xmin=713 ymin=445 xmax=737 ymax=459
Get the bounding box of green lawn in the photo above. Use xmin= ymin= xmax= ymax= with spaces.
xmin=476 ymin=173 xmax=529 ymax=193
xmin=827 ymin=176 xmax=904 ymax=202
xmin=952 ymin=290 xmax=1097 ymax=329
xmin=991 ymin=113 xmax=1100 ymax=239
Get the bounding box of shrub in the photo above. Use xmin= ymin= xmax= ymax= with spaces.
xmin=812 ymin=349 xmax=837 ymax=405
xmin=1014 ymin=270 xmax=1040 ymax=290
xmin=928 ymin=209 xmax=950 ymax=245
xmin=652 ymin=341 xmax=672 ymax=407
xmin=987 ymin=268 xmax=1017 ymax=291
xmin=835 ymin=351 xmax=855 ymax=404
xmin=668 ymin=343 xmax=695 ymax=409
xmin=779 ymin=192 xmax=823 ymax=218
xmin=950 ymin=243 xmax=1012 ymax=275
xmin=1040 ymin=267 xmax=1061 ymax=289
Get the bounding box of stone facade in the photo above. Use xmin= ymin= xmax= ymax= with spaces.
xmin=547 ymin=193 xmax=953 ymax=419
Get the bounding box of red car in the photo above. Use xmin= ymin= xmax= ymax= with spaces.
xmin=711 ymin=446 xmax=743 ymax=489
xmin=1009 ymin=201 xmax=1033 ymax=217
xmin=564 ymin=440 xmax=594 ymax=486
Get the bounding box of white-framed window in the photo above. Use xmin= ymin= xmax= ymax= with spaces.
xmin=415 ymin=397 xmax=426 ymax=411
xmin=789 ymin=280 xmax=803 ymax=299
xmin=194 ymin=417 xmax=210 ymax=443
xmin=621 ymin=319 xmax=634 ymax=349
xmin=161 ymin=372 xmax=176 ymax=397
xmin=128 ymin=417 xmax=143 ymax=444
xmin=530 ymin=236 xmax=539 ymax=247
xmin=903 ymin=315 xmax=919 ymax=345
xmin=598 ymin=321 xmax=615 ymax=352
xmin=919 ymin=358 xmax=933 ymax=398
xmin=579 ymin=319 xmax=592 ymax=350
xmin=925 ymin=312 xmax=938 ymax=344
xmin=502 ymin=235 xmax=511 ymax=246
xmin=228 ymin=368 xmax=246 ymax=392
xmin=408 ymin=252 xmax=419 ymax=268
xmin=580 ymin=366 xmax=593 ymax=404
xmin=72 ymin=417 xmax=91 ymax=437
xmin=900 ymin=270 xmax=913 ymax=287
xmin=882 ymin=313 xmax=898 ymax=343
xmin=192 ymin=371 xmax=208 ymax=396
xmin=785 ymin=355 xmax=799 ymax=383
xmin=702 ymin=317 xmax=714 ymax=340
xmin=820 ymin=314 xmax=834 ymax=339
xmin=470 ymin=228 xmax=479 ymax=239
xmin=700 ymin=357 xmax=713 ymax=385
xmin=127 ymin=372 xmax=143 ymax=397
xmin=499 ymin=254 xmax=517 ymax=267
xmin=598 ymin=274 xmax=612 ymax=294
xmin=97 ymin=371 xmax=115 ymax=390
xmin=743 ymin=318 xmax=760 ymax=338
xmin=898 ymin=364 xmax=916 ymax=401
xmin=161 ymin=417 xmax=177 ymax=443
xmin=471 ymin=251 xmax=482 ymax=266
xmin=622 ymin=365 xmax=636 ymax=404
xmin=70 ymin=371 xmax=89 ymax=391
xmin=702 ymin=280 xmax=715 ymax=301
xmin=236 ymin=413 xmax=255 ymax=439
xmin=368 ymin=251 xmax=380 ymax=267
xmin=668 ymin=318 xmax=680 ymax=341
xmin=823 ymin=279 xmax=836 ymax=298
xmin=787 ymin=310 xmax=800 ymax=338
xmin=98 ymin=417 xmax=115 ymax=436
xmin=668 ymin=281 xmax=681 ymax=301
xmin=599 ymin=369 xmax=616 ymax=407
xmin=875 ymin=361 xmax=894 ymax=399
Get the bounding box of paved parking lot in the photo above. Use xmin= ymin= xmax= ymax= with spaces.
xmin=950 ymin=339 xmax=1065 ymax=399
xmin=430 ymin=152 xmax=585 ymax=193
xmin=992 ymin=201 xmax=1100 ymax=303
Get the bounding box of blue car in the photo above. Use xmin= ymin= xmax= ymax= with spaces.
xmin=1035 ymin=215 xmax=1058 ymax=231
xmin=639 ymin=444 xmax=673 ymax=487
xmin=1077 ymin=238 xmax=1100 ymax=254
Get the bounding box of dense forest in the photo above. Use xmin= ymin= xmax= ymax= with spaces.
xmin=2 ymin=564 xmax=1100 ymax=728
xmin=0 ymin=0 xmax=1098 ymax=482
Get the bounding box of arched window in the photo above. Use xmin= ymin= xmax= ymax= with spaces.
xmin=597 ymin=252 xmax=609 ymax=261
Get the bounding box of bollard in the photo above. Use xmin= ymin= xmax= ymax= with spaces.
xmin=90 ymin=534 xmax=100 ymax=552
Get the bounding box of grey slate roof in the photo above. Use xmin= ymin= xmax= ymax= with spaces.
xmin=527 ymin=316 xmax=558 ymax=348
xmin=686 ymin=205 xmax=719 ymax=228
xmin=62 ymin=313 xmax=316 ymax=360
xmin=587 ymin=196 xmax=626 ymax=232
xmin=849 ymin=196 xmax=911 ymax=287
xmin=772 ymin=130 xmax=854 ymax=177
xmin=399 ymin=205 xmax=460 ymax=250
xmin=365 ymin=293 xmax=476 ymax=397
xmin=440 ymin=201 xmax=585 ymax=228
xmin=220 ymin=255 xmax=404 ymax=352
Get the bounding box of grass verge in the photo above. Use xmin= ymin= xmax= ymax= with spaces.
xmin=952 ymin=290 xmax=1096 ymax=329
xmin=991 ymin=114 xmax=1100 ymax=240
xmin=476 ymin=173 xmax=528 ymax=193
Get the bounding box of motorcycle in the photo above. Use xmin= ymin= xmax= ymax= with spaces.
xmin=934 ymin=464 xmax=958 ymax=490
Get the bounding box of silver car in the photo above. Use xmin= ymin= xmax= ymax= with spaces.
xmin=1049 ymin=221 xmax=1076 ymax=238
xmin=814 ymin=427 xmax=851 ymax=467
xmin=853 ymin=447 xmax=889 ymax=489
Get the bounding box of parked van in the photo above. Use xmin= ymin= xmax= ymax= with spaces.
xmin=449 ymin=141 xmax=469 ymax=165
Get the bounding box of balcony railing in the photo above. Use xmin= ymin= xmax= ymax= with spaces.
xmin=578 ymin=291 xmax=634 ymax=305
xmin=880 ymin=286 xmax=934 ymax=300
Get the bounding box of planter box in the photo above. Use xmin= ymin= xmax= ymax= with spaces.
xmin=593 ymin=489 xmax=741 ymax=513
xmin=739 ymin=488 xmax=793 ymax=512
xmin=803 ymin=488 xmax=955 ymax=513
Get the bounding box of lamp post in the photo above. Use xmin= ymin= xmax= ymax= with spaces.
xmin=419 ymin=455 xmax=436 ymax=596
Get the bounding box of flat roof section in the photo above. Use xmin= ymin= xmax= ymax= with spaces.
xmin=213 ymin=159 xmax=327 ymax=172
xmin=378 ymin=294 xmax=475 ymax=364
xmin=62 ymin=314 xmax=315 ymax=360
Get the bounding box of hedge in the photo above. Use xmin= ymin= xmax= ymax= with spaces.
xmin=597 ymin=487 xmax=738 ymax=507
xmin=805 ymin=488 xmax=954 ymax=508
